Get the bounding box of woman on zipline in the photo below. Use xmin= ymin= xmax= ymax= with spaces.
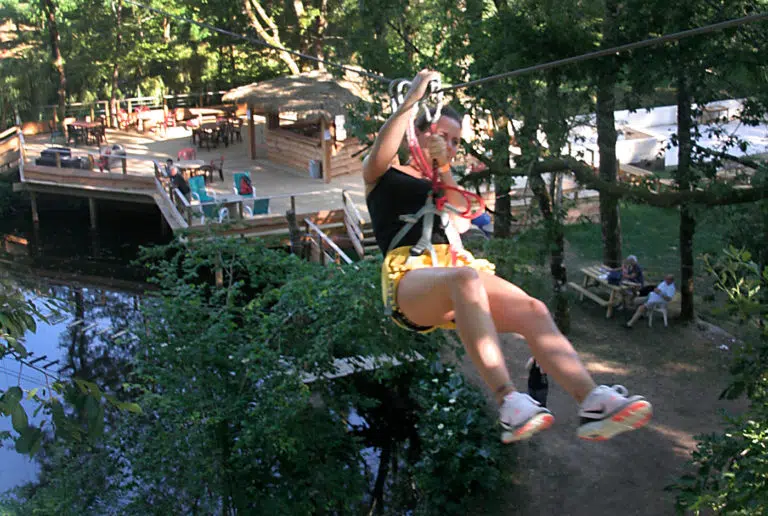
xmin=364 ymin=69 xmax=652 ymax=443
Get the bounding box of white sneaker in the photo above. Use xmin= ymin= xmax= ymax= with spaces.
xmin=577 ymin=385 xmax=652 ymax=441
xmin=499 ymin=391 xmax=554 ymax=444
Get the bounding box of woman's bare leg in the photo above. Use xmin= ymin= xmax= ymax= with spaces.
xmin=479 ymin=272 xmax=596 ymax=403
xmin=397 ymin=267 xmax=515 ymax=403
xmin=397 ymin=268 xmax=596 ymax=404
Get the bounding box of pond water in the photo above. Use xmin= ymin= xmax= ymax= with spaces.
xmin=0 ymin=196 xmax=419 ymax=508
xmin=0 ymin=197 xmax=168 ymax=493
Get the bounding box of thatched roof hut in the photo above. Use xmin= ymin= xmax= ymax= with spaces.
xmin=224 ymin=70 xmax=368 ymax=183
xmin=222 ymin=70 xmax=367 ymax=119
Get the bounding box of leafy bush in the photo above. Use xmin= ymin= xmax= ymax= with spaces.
xmin=670 ymin=248 xmax=768 ymax=514
xmin=4 ymin=237 xmax=507 ymax=514
xmin=408 ymin=367 xmax=504 ymax=515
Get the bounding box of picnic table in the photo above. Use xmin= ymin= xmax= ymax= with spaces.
xmin=175 ymin=159 xmax=207 ymax=180
xmin=68 ymin=121 xmax=107 ymax=145
xmin=568 ymin=264 xmax=641 ymax=318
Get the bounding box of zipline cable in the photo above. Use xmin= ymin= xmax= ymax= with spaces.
xmin=124 ymin=2 xmax=767 ymax=97
xmin=122 ymin=0 xmax=392 ymax=84
xmin=439 ymin=12 xmax=768 ymax=93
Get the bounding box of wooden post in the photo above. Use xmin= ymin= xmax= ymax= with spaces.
xmin=320 ymin=118 xmax=332 ymax=184
xmin=30 ymin=192 xmax=39 ymax=225
xmin=55 ymin=151 xmax=61 ymax=168
xmin=127 ymin=99 xmax=132 ymax=114
xmin=286 ymin=209 xmax=301 ymax=256
xmin=90 ymin=105 xmax=95 ymax=122
xmin=122 ymin=156 xmax=127 ymax=175
xmin=103 ymin=101 xmax=111 ymax=127
xmin=88 ymin=197 xmax=98 ymax=230
xmin=248 ymin=103 xmax=256 ymax=160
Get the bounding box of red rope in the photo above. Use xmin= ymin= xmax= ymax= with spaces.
xmin=406 ymin=117 xmax=485 ymax=220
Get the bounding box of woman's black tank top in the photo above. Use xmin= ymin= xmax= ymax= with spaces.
xmin=366 ymin=168 xmax=448 ymax=254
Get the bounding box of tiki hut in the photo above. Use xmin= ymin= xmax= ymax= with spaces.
xmin=223 ymin=70 xmax=368 ymax=183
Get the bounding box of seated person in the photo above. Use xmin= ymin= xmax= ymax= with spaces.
xmin=606 ymin=255 xmax=644 ymax=289
xmin=624 ymin=274 xmax=676 ymax=328
xmin=623 ymin=255 xmax=644 ymax=286
xmin=169 ymin=166 xmax=190 ymax=200
xmin=164 ymin=158 xmax=174 ymax=177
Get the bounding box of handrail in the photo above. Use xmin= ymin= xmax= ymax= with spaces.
xmin=342 ymin=190 xmax=366 ymax=227
xmin=0 ymin=126 xmax=19 ymax=141
xmin=154 ymin=177 xmax=187 ymax=228
xmin=304 ymin=218 xmax=355 ymax=266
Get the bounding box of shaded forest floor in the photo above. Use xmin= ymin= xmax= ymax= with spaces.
xmin=458 ymin=292 xmax=745 ymax=515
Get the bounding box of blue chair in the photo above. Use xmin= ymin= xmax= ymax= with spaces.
xmin=189 ymin=175 xmax=215 ymax=203
xmin=233 ymin=172 xmax=269 ymax=216
xmin=189 ymin=175 xmax=218 ymax=219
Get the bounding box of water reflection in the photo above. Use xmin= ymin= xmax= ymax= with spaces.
xmin=0 ymin=198 xmax=160 ymax=493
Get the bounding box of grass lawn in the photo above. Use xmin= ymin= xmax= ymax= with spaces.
xmin=564 ymin=202 xmax=730 ymax=283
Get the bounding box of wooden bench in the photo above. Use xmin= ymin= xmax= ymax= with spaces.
xmin=575 ymin=265 xmax=641 ymax=318
xmin=568 ymin=282 xmax=609 ymax=307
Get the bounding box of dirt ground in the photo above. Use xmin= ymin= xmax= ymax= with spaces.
xmin=456 ymin=298 xmax=745 ymax=516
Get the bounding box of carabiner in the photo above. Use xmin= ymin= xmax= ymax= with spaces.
xmin=388 ymin=78 xmax=412 ymax=112
xmin=422 ymin=78 xmax=444 ymax=127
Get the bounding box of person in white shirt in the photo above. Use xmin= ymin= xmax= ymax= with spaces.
xmin=625 ymin=275 xmax=676 ymax=328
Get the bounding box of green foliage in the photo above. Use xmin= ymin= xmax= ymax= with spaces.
xmin=5 ymin=236 xmax=504 ymax=513
xmin=408 ymin=366 xmax=503 ymax=516
xmin=670 ymin=249 xmax=768 ymax=514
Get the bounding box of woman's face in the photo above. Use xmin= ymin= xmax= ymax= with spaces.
xmin=417 ymin=116 xmax=462 ymax=162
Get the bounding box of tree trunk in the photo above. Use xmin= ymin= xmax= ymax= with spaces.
xmin=110 ymin=0 xmax=123 ymax=129
xmin=530 ymin=172 xmax=569 ymax=333
xmin=244 ymin=0 xmax=300 ymax=74
xmin=492 ymin=128 xmax=513 ymax=238
xmin=312 ymin=0 xmax=327 ymax=68
xmin=162 ymin=17 xmax=170 ymax=42
xmin=42 ymin=0 xmax=67 ymax=130
xmin=676 ymin=74 xmax=696 ymax=321
xmin=542 ymin=75 xmax=570 ymax=332
xmin=596 ymin=0 xmax=622 ymax=268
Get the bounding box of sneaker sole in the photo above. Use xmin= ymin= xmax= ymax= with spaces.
xmin=501 ymin=412 xmax=555 ymax=444
xmin=577 ymin=400 xmax=653 ymax=441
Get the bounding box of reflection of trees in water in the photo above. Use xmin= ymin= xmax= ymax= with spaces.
xmin=59 ymin=286 xmax=144 ymax=393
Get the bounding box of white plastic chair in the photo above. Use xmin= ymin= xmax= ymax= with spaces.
xmin=648 ymin=304 xmax=668 ymax=327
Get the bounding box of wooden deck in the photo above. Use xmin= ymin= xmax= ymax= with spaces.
xmin=16 ymin=125 xmax=371 ymax=237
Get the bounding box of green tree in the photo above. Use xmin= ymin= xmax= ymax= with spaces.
xmin=671 ymin=248 xmax=768 ymax=514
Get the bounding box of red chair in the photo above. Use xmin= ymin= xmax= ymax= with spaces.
xmin=178 ymin=148 xmax=196 ymax=161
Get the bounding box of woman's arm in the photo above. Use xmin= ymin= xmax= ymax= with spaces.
xmin=362 ymin=70 xmax=439 ymax=186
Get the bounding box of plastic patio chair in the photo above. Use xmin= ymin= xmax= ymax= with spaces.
xmin=189 ymin=175 xmax=216 ymax=203
xmin=233 ymin=172 xmax=270 ymax=215
xmin=177 ymin=147 xmax=197 ymax=161
xmin=648 ymin=304 xmax=668 ymax=327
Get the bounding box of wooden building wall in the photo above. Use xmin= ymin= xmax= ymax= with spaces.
xmin=330 ymin=138 xmax=365 ymax=178
xmin=265 ymin=129 xmax=323 ymax=174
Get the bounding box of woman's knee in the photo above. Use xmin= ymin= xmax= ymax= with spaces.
xmin=448 ymin=267 xmax=483 ymax=298
xmin=525 ymin=296 xmax=551 ymax=319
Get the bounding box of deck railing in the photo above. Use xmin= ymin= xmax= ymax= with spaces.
xmin=304 ymin=218 xmax=355 ymax=266
xmin=0 ymin=126 xmax=21 ymax=175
